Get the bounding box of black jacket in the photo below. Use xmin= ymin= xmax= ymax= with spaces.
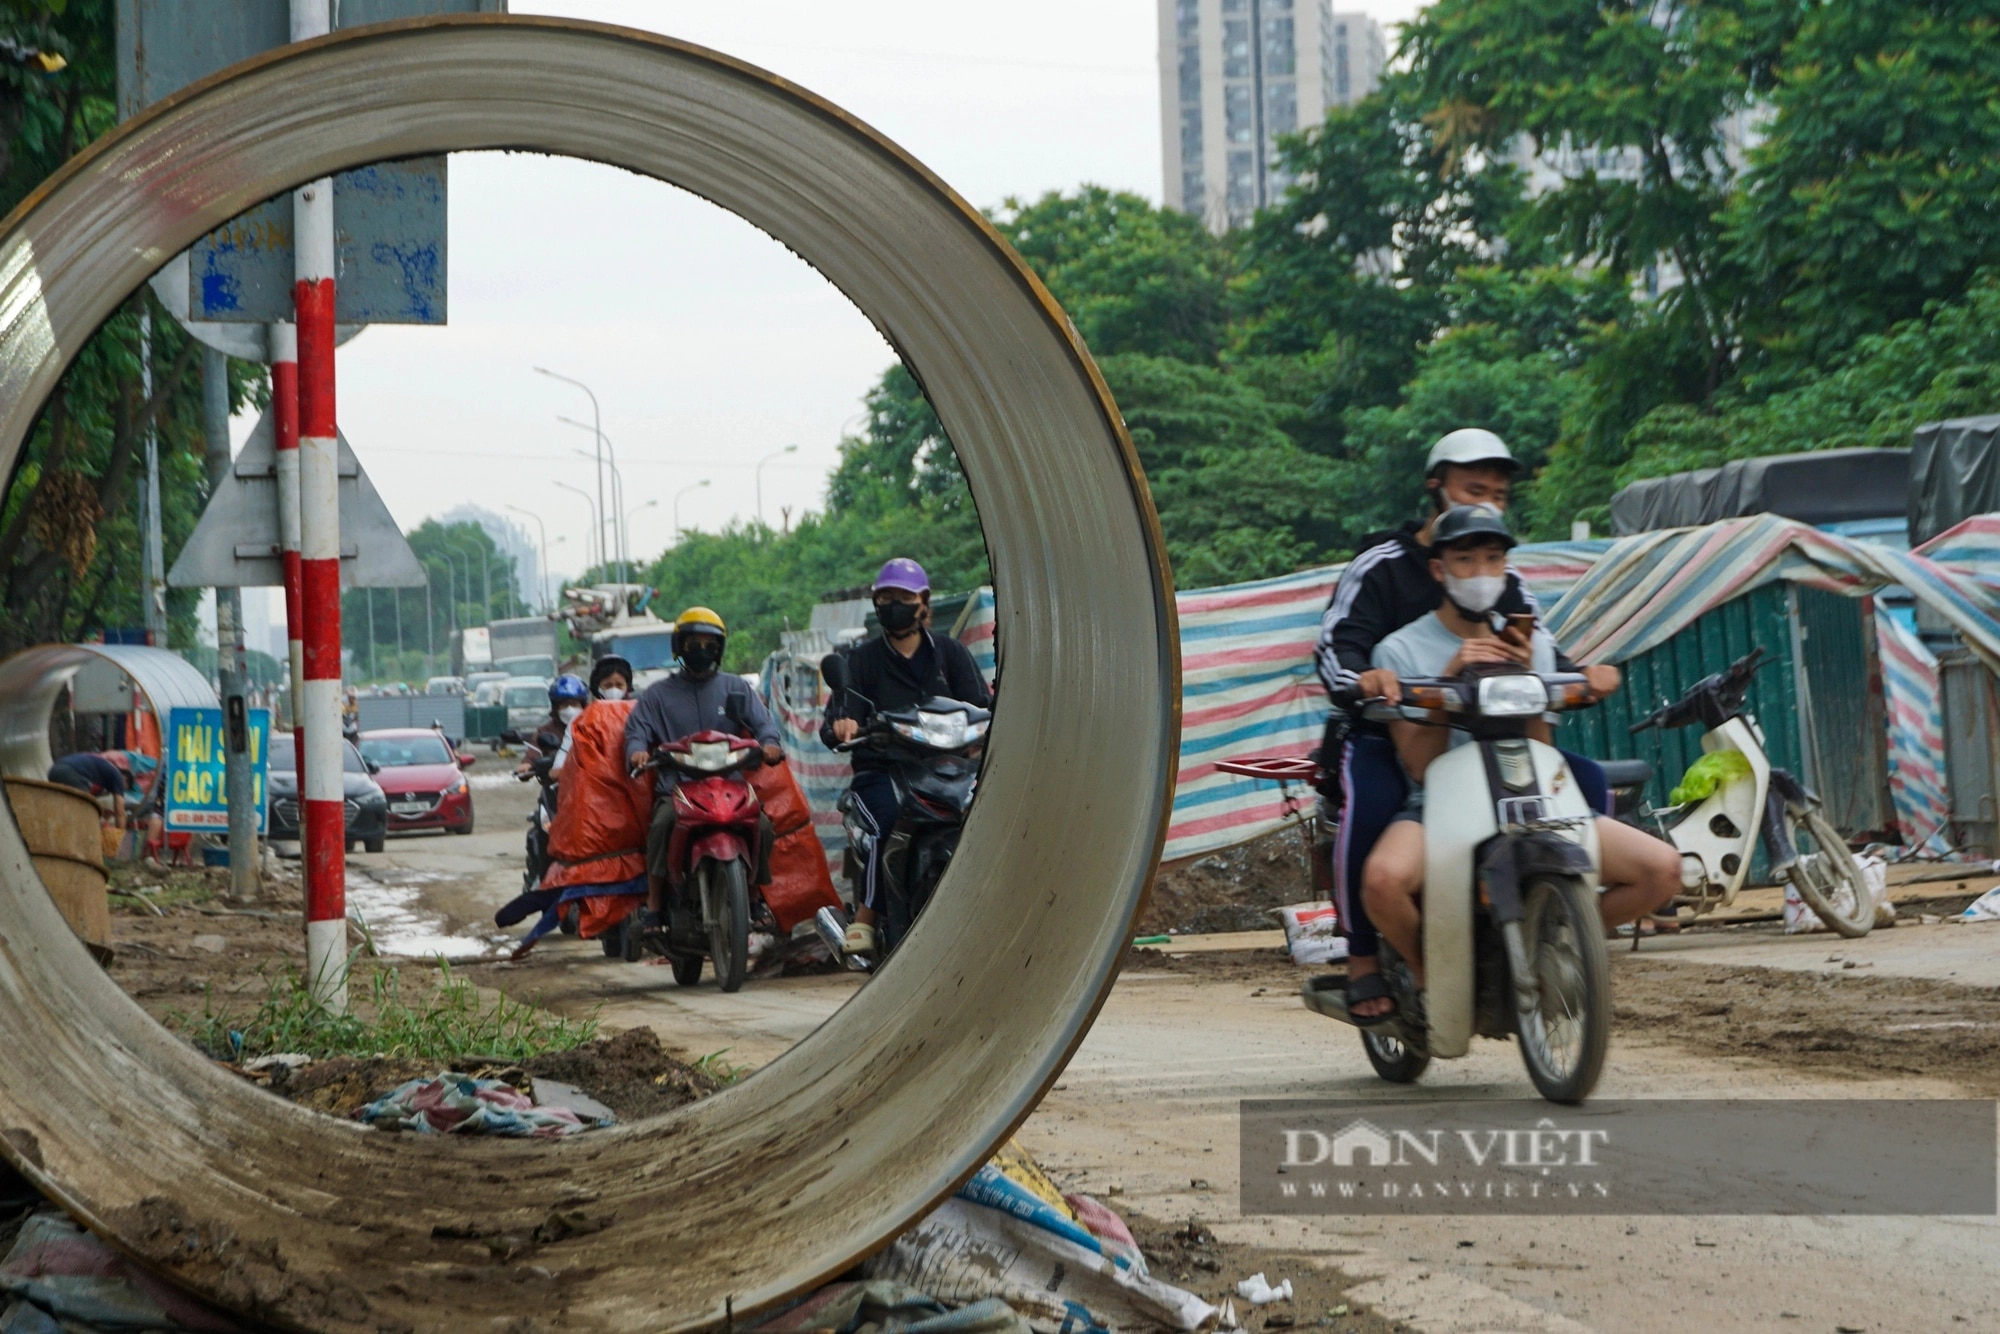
xmin=1313 ymin=522 xmax=1575 ymax=712
xmin=821 ymin=631 xmax=992 ymax=772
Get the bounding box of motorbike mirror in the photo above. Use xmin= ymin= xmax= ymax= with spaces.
xmin=819 ymin=652 xmax=848 ymax=692
xmin=457 ymin=753 xmax=476 ymax=769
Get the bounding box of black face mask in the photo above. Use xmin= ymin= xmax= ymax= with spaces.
xmin=876 ymin=600 xmax=921 ymax=634
xmin=680 ymin=638 xmax=723 ymax=675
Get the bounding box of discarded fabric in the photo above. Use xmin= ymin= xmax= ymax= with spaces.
xmin=356 ymin=1074 xmax=613 ymax=1137
xmin=1 ymin=1209 xmax=243 ymax=1332
xmin=1962 ymin=885 xmax=2000 ymax=922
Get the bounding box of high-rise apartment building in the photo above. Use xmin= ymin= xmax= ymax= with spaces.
xmin=1160 ymin=1 xmax=1386 ymax=230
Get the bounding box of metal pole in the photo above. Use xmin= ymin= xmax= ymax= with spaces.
xmin=291 ymin=0 xmax=345 ymax=1013
xmin=139 ymin=311 xmax=168 ymax=643
xmin=270 ymin=323 xmax=303 ymax=742
xmin=423 ymin=570 xmax=433 ymax=677
xmin=393 ymin=581 xmax=403 ymax=676
xmin=505 ymin=505 xmax=549 ymax=612
xmin=756 ymin=444 xmax=798 ymax=527
xmin=365 ymin=588 xmax=376 ymax=680
xmin=557 ymin=415 xmax=623 ymax=581
xmin=202 ymin=347 xmax=259 ymax=904
xmin=535 ymin=369 xmax=606 ymax=588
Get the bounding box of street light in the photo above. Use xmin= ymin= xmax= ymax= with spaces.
xmin=451 ymin=539 xmax=491 ymax=626
xmin=505 ymin=505 xmax=551 ymax=612
xmin=756 ymin=444 xmax=798 ymax=526
xmin=537 ymin=367 xmax=608 ymax=580
xmin=674 ymin=479 xmax=711 ymax=542
xmin=552 ymin=480 xmax=601 ymax=575
xmin=568 ymin=444 xmax=627 ymax=583
xmin=438 ymin=550 xmax=463 ymax=634
xmin=558 ymin=415 xmax=625 ymax=582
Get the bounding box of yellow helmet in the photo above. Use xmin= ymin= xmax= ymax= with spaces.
xmin=672 ymin=606 xmax=727 ymax=665
xmin=674 ymin=606 xmax=726 ymax=636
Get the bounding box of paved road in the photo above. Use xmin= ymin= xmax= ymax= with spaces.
xmin=397 ymin=773 xmax=1998 ymax=1334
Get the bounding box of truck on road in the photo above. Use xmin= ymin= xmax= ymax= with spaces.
xmin=488 ymin=616 xmax=561 ymax=680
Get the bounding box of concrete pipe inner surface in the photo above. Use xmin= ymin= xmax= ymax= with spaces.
xmin=0 ymin=15 xmax=1176 ymax=1334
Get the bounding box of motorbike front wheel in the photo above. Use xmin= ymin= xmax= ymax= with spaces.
xmin=1514 ymin=875 xmax=1610 ymax=1104
xmin=1785 ymin=806 xmax=1874 ymax=938
xmin=706 ymin=858 xmax=752 ymax=993
xmin=1358 ymin=949 xmax=1430 ymax=1083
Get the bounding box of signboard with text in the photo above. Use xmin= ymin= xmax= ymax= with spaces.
xmin=165 ymin=707 xmax=272 ymax=835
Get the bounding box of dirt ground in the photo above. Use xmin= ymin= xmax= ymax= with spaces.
xmin=1143 ymin=828 xmax=1317 ymax=935
xmin=1123 ymin=1210 xmax=1398 ymax=1334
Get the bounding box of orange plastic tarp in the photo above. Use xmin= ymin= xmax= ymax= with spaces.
xmin=542 ymin=700 xmax=651 ymax=891
xmin=749 ymin=760 xmax=840 ymax=933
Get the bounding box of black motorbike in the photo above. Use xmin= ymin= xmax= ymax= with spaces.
xmin=817 ymin=652 xmax=989 ymax=966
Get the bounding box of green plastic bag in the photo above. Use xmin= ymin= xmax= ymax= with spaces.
xmin=1669 ymin=749 xmax=1753 ymax=805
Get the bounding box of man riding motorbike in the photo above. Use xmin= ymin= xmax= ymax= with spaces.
xmin=1314 ymin=429 xmax=1622 ymax=1019
xmin=1354 ymin=505 xmax=1679 ymax=1021
xmin=822 ymin=557 xmax=992 ymax=960
xmin=624 ymin=607 xmax=783 ymax=943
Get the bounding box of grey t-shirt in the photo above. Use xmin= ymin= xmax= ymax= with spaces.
xmin=1372 ymin=613 xmax=1557 ymax=784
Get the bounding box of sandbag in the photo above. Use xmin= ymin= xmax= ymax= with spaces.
xmin=749 ymin=760 xmax=841 ymax=932
xmin=543 ymin=701 xmax=653 ymax=891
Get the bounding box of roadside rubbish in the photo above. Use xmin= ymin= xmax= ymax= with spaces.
xmin=1961 ymin=885 xmax=2000 ymax=922
xmin=355 ymin=1073 xmax=614 ymax=1136
xmin=1234 ymin=1273 xmax=1292 ymax=1305
xmin=1785 ymin=853 xmax=1893 ymax=933
xmin=1278 ymin=902 xmax=1346 ymax=965
xmin=863 ymin=1140 xmax=1216 ymax=1333
xmin=1 ymin=1209 xmax=243 ymax=1333
xmin=1133 ymin=934 xmax=1172 ymax=946
xmin=753 ymin=1281 xmax=1037 ymax=1334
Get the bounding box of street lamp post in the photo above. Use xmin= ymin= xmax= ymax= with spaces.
xmin=756 ymin=444 xmax=798 ymax=526
xmin=506 ymin=505 xmax=551 ymax=612
xmin=674 ymin=479 xmax=711 ymax=542
xmin=452 ymin=539 xmax=492 ymax=626
xmin=536 ymin=368 xmax=609 ymax=584
xmin=439 ymin=551 xmax=462 ymax=634
xmin=558 ymin=416 xmax=626 ymax=582
xmin=552 ymin=480 xmax=601 ymax=575
xmin=569 ymin=446 xmax=627 ymax=584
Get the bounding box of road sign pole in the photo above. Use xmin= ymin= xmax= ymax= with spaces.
xmin=295 ymin=167 xmax=346 ymax=1013
xmin=202 ymin=347 xmax=260 ymax=903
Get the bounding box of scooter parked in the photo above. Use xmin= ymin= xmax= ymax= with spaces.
xmin=815 ymin=652 xmax=989 ymax=969
xmin=637 ymin=731 xmax=770 ymax=992
xmin=1301 ymin=665 xmax=1613 ymax=1103
xmin=1618 ymin=647 xmax=1874 ymax=937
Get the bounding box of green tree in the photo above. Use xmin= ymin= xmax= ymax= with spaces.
xmin=1726 ymin=1 xmax=2000 ymax=369
xmin=989 ymin=186 xmax=1230 ymax=363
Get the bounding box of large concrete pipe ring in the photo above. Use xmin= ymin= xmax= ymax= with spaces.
xmin=0 ymin=645 xmax=220 ymax=781
xmin=0 ymin=16 xmax=1176 ymax=1334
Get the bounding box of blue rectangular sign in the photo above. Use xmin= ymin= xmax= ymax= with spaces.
xmin=165 ymin=707 xmax=272 ymax=836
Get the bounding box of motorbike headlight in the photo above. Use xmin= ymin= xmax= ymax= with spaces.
xmin=962 ymin=717 xmax=989 ymax=743
xmin=890 ymin=719 xmax=926 ymax=744
xmin=1477 ymin=674 xmax=1549 ymax=717
xmin=916 ymin=710 xmax=970 ymax=749
xmin=687 ymin=740 xmax=733 ymax=771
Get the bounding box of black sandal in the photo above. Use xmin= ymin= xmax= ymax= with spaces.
xmin=1345 ymin=971 xmax=1398 ymax=1027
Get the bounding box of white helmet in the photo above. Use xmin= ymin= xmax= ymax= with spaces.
xmin=1426 ymin=428 xmax=1519 ymax=475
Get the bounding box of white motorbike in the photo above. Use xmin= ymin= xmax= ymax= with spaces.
xmin=1616 ymin=648 xmax=1873 ymax=938
xmin=1303 ymin=666 xmax=1613 ymax=1104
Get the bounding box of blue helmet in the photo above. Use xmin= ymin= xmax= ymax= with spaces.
xmin=549 ymin=674 xmax=589 ymax=706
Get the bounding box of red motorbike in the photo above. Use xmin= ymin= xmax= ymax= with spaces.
xmin=644 ymin=730 xmax=767 ymax=992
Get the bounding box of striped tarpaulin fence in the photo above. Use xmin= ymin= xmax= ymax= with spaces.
xmin=1874 ymin=608 xmax=1953 ymax=853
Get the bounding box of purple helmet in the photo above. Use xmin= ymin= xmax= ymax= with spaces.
xmin=872 ymin=557 xmax=930 ymax=595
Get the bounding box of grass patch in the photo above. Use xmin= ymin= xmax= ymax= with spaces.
xmin=691 ymin=1048 xmax=751 ymax=1085
xmin=174 ymin=957 xmax=598 ymax=1065
xmin=108 ymin=864 xmax=223 ymax=912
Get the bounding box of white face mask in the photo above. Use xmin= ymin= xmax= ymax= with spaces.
xmin=598 ymin=687 xmax=626 ymax=701
xmin=558 ymin=705 xmax=584 ymax=725
xmin=1443 ymin=573 xmax=1507 ymax=616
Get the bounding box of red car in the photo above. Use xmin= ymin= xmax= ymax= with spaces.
xmin=358 ymin=728 xmax=476 ymax=837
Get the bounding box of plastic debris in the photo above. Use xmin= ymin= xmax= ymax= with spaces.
xmin=1234 ymin=1272 xmax=1293 ymax=1305
xmin=356 ymin=1074 xmax=613 ymax=1137
xmin=1668 ymin=750 xmax=1752 ymax=805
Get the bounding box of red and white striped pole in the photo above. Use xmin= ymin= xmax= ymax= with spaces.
xmin=270 ymin=322 xmax=303 ymax=760
xmin=295 ymin=170 xmax=345 ymax=1012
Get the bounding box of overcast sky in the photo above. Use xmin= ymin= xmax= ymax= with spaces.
xmin=233 ymin=0 xmax=1424 ymax=651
